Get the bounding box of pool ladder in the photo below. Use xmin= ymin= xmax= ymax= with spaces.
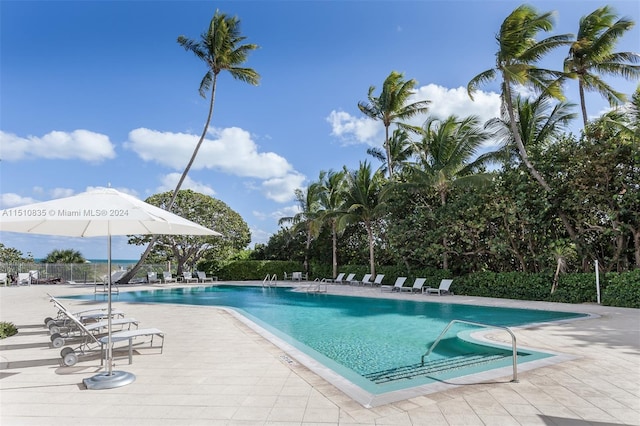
xmin=421 ymin=319 xmax=519 ymax=383
xmin=262 ymin=274 xmax=278 ymax=287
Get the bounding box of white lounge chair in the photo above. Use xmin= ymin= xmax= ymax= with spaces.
xmin=352 ymin=273 xmax=372 ymax=286
xmin=17 ymin=272 xmax=31 ymax=286
xmin=326 ymin=273 xmax=345 ymax=284
xmin=381 ymin=277 xmax=407 ymax=292
xmin=340 ymin=273 xmax=356 ymax=285
xmin=162 ymin=271 xmax=176 ymax=283
xmin=0 ymin=272 xmax=8 ymax=286
xmin=400 ymin=277 xmax=426 ymax=293
xmin=182 ymin=272 xmax=198 ymax=283
xmin=196 ymin=271 xmax=215 ymax=283
xmin=423 ymin=279 xmax=454 ymax=295
xmin=368 ymin=274 xmax=385 ymax=287
xmin=147 ymin=272 xmax=160 ymax=283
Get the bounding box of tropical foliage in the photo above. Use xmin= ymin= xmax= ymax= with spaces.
xmin=41 ymin=249 xmax=85 ymax=264
xmin=265 ymin=5 xmax=639 ymax=281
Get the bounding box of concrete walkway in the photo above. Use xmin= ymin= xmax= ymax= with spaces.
xmin=1 ymin=282 xmax=638 ymax=425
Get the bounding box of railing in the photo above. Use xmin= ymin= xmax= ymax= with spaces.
xmin=421 ymin=319 xmax=519 ymax=383
xmin=262 ymin=274 xmax=278 ymax=287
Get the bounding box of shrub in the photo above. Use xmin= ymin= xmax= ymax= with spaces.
xmin=0 ymin=321 xmax=18 ymax=339
xmin=603 ymin=269 xmax=640 ymax=308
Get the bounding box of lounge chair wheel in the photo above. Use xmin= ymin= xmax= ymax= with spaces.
xmin=46 ymin=319 xmax=58 ymax=329
xmin=51 ymin=334 xmax=64 ymax=348
xmin=60 ymin=347 xmax=74 ymax=357
xmin=63 ymin=351 xmax=78 ymax=367
xmin=44 ymin=317 xmax=54 ymax=325
xmin=49 ymin=324 xmax=61 ymax=334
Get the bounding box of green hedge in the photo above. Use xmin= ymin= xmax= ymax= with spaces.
xmin=216 ymin=260 xmax=639 ymax=308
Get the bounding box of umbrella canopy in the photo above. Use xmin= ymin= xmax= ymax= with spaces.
xmin=0 ymin=186 xmax=221 ymax=389
xmin=0 ymin=187 xmax=221 ymax=237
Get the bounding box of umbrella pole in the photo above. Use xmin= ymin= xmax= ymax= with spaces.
xmin=83 ymin=235 xmax=136 ymax=390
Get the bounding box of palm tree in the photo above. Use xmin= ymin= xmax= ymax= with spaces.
xmin=316 ymin=170 xmax=347 ymax=279
xmin=42 ymin=249 xmax=86 ymax=264
xmin=564 ymin=6 xmax=640 ymax=128
xmin=467 ymin=4 xmax=571 ymax=193
xmin=358 ymin=71 xmax=430 ymax=179
xmin=402 ymin=115 xmax=491 ymax=269
xmin=340 ymin=161 xmax=386 ymax=277
xmin=279 ymin=184 xmax=323 ymax=275
xmin=366 ymin=129 xmax=414 ymax=177
xmin=484 ymin=94 xmax=577 ymax=168
xmin=124 ymin=10 xmax=259 ymax=282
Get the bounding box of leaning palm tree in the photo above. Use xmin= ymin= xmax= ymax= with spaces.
xmin=339 ymin=161 xmax=386 ymax=277
xmin=401 ymin=115 xmax=491 ymax=269
xmin=467 ymin=4 xmax=571 ymax=193
xmin=484 ymin=93 xmax=577 ymax=168
xmin=358 ymin=71 xmax=430 ymax=179
xmin=564 ymin=6 xmax=640 ymax=128
xmin=279 ymin=184 xmax=323 ymax=275
xmin=316 ymin=170 xmax=348 ymax=279
xmin=124 ymin=10 xmax=259 ymax=282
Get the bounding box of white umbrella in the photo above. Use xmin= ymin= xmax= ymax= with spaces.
xmin=0 ymin=187 xmax=221 ymax=389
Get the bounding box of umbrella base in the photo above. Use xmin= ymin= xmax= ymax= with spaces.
xmin=83 ymin=370 xmax=136 ymax=390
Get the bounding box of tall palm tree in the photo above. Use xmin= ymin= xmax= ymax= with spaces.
xmin=484 ymin=94 xmax=577 ymax=168
xmin=564 ymin=6 xmax=640 ymax=128
xmin=316 ymin=170 xmax=347 ymax=279
xmin=279 ymin=183 xmax=323 ymax=275
xmin=402 ymin=115 xmax=491 ymax=269
xmin=467 ymin=4 xmax=571 ymax=193
xmin=340 ymin=161 xmax=386 ymax=277
xmin=42 ymin=249 xmax=86 ymax=264
xmin=358 ymin=71 xmax=430 ymax=179
xmin=124 ymin=10 xmax=259 ymax=282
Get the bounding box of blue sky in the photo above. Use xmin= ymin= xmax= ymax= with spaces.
xmin=1 ymin=0 xmax=638 ymax=260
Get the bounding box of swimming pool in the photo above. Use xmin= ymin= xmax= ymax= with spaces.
xmin=66 ymin=285 xmax=587 ymax=405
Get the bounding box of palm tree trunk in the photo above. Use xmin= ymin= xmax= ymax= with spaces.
xmin=579 ymin=80 xmax=589 ymax=129
xmin=121 ymin=74 xmax=219 ymax=283
xmin=384 ymin=125 xmax=393 ymax=179
xmin=365 ymin=221 xmax=376 ymax=277
xmin=331 ymin=220 xmax=338 ymax=279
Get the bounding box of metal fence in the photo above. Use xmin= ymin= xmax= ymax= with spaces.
xmin=1 ymin=262 xmax=166 ymax=284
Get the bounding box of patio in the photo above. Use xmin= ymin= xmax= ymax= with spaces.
xmin=1 ymin=282 xmax=638 ymax=425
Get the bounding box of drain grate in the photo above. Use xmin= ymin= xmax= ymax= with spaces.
xmin=363 ymin=354 xmax=509 ymax=384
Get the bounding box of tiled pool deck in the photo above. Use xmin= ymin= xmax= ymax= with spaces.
xmin=1 ymin=282 xmax=638 ymax=425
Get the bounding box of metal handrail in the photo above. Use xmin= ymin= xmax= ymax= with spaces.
xmin=262 ymin=274 xmax=278 ymax=287
xmin=421 ymin=319 xmax=518 ymax=383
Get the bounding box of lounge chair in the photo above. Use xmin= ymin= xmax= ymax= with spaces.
xmin=340 ymin=273 xmax=356 ymax=285
xmin=17 ymin=272 xmax=31 ymax=286
xmin=57 ymin=306 xmax=164 ymax=367
xmin=162 ymin=271 xmax=176 ymax=284
xmin=352 ymin=273 xmax=372 ymax=286
xmin=368 ymin=274 xmax=385 ymax=287
xmin=381 ymin=277 xmax=407 ymax=292
xmin=182 ymin=272 xmax=198 ymax=283
xmin=325 ymin=273 xmax=345 ymax=284
xmin=196 ymin=271 xmax=215 ymax=283
xmin=147 ymin=272 xmax=160 ymax=284
xmin=0 ymin=273 xmax=8 ymax=286
xmin=423 ymin=279 xmax=454 ymax=295
xmin=46 ymin=295 xmax=126 ymax=333
xmin=399 ymin=277 xmax=426 ymax=293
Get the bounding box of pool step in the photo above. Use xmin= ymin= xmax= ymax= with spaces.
xmin=364 ymin=354 xmax=508 ymax=384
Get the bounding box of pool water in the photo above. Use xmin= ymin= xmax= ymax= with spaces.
xmin=66 ymin=285 xmax=586 ymax=395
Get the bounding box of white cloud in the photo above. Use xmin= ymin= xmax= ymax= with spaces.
xmin=49 ymin=187 xmax=76 ymax=199
xmin=326 ymin=110 xmax=382 ymax=145
xmin=0 ymin=130 xmax=116 ymax=162
xmin=156 ymin=173 xmax=216 ymax=196
xmin=126 ymin=127 xmax=293 ymax=179
xmin=249 ymin=226 xmax=271 ymax=246
xmin=261 ymin=173 xmax=306 ymax=203
xmin=326 ymin=85 xmax=501 ymax=147
xmin=0 ymin=193 xmax=38 ymax=208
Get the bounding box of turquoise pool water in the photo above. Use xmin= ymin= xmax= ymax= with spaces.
xmin=66 ymin=285 xmax=586 ymax=394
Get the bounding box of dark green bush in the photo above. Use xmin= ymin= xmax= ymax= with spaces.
xmin=603 ymin=269 xmax=640 ymax=308
xmin=218 ymin=260 xmax=302 ymax=281
xmin=0 ymin=321 xmax=18 ymax=339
